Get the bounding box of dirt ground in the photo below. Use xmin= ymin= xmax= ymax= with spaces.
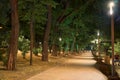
xmin=0 ymin=51 xmax=119 ymax=80
xmin=0 ymin=51 xmax=66 ymax=80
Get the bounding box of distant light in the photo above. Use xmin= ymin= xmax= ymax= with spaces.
xmin=109 ymin=1 xmax=114 ymax=7
xmin=39 ymin=42 xmax=41 ymax=45
xmin=91 ymin=39 xmax=98 ymax=44
xmin=59 ymin=37 xmax=62 ymax=41
xmin=0 ymin=27 xmax=2 ymax=29
xmin=97 ymin=31 xmax=100 ymax=36
xmin=109 ymin=1 xmax=115 ymax=15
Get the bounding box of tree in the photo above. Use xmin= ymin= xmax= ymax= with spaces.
xmin=0 ymin=0 xmax=11 ymax=47
xmin=50 ymin=0 xmax=99 ymax=55
xmin=7 ymin=0 xmax=20 ymax=70
xmin=114 ymin=41 xmax=120 ymax=55
xmin=18 ymin=35 xmax=30 ymax=59
xmin=41 ymin=0 xmax=57 ymax=61
xmin=30 ymin=16 xmax=34 ymax=65
xmin=42 ymin=5 xmax=52 ymax=61
xmin=18 ymin=0 xmax=57 ymax=61
xmin=18 ymin=0 xmax=47 ymax=64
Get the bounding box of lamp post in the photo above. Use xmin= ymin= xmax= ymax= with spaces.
xmin=97 ymin=31 xmax=100 ymax=59
xmin=109 ymin=1 xmax=115 ymax=76
xmin=59 ymin=37 xmax=62 ymax=54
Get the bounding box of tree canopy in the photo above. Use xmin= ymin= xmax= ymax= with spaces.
xmin=0 ymin=0 xmax=120 ymax=69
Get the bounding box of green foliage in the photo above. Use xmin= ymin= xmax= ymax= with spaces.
xmin=106 ymin=41 xmax=120 ymax=56
xmin=33 ymin=47 xmax=42 ymax=56
xmin=0 ymin=48 xmax=7 ymax=66
xmin=0 ymin=0 xmax=11 ymax=49
xmin=18 ymin=0 xmax=47 ymax=22
xmin=114 ymin=42 xmax=120 ymax=55
xmin=0 ymin=30 xmax=9 ymax=65
xmin=0 ymin=0 xmax=10 ymax=25
xmin=50 ymin=0 xmax=102 ymax=52
xmin=0 ymin=0 xmax=119 ymax=58
xmin=41 ymin=0 xmax=58 ymax=8
xmin=18 ymin=0 xmax=57 ymax=44
xmin=0 ymin=28 xmax=10 ymax=48
xmin=0 ymin=49 xmax=4 ymax=61
xmin=18 ymin=35 xmax=30 ymax=58
xmin=18 ymin=0 xmax=57 ymax=23
xmin=100 ymin=43 xmax=111 ymax=55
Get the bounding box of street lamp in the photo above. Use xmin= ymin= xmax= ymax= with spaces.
xmin=97 ymin=30 xmax=100 ymax=36
xmin=59 ymin=37 xmax=62 ymax=54
xmin=109 ymin=1 xmax=115 ymax=77
xmin=109 ymin=1 xmax=114 ymax=15
xmin=97 ymin=30 xmax=100 ymax=59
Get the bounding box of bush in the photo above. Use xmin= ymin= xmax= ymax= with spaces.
xmin=18 ymin=35 xmax=30 ymax=59
xmin=33 ymin=47 xmax=42 ymax=56
xmin=114 ymin=42 xmax=120 ymax=55
xmin=0 ymin=48 xmax=7 ymax=65
xmin=0 ymin=51 xmax=3 ymax=61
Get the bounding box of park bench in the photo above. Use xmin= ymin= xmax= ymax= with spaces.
xmin=114 ymin=55 xmax=120 ymax=66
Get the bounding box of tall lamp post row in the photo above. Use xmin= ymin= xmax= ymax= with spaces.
xmin=109 ymin=1 xmax=115 ymax=76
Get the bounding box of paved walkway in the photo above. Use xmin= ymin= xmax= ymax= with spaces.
xmin=27 ymin=51 xmax=108 ymax=80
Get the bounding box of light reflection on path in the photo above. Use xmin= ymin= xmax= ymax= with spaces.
xmin=27 ymin=51 xmax=108 ymax=80
xmin=66 ymin=51 xmax=97 ymax=66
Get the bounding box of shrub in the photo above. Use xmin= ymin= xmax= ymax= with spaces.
xmin=33 ymin=47 xmax=42 ymax=56
xmin=0 ymin=48 xmax=7 ymax=66
xmin=18 ymin=35 xmax=30 ymax=59
xmin=114 ymin=42 xmax=120 ymax=55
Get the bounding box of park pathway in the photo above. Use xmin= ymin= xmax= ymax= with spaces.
xmin=27 ymin=51 xmax=108 ymax=80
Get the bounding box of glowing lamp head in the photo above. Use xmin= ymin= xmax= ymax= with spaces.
xmin=109 ymin=2 xmax=114 ymax=7
xmin=97 ymin=31 xmax=100 ymax=36
xmin=59 ymin=37 xmax=62 ymax=41
xmin=109 ymin=1 xmax=115 ymax=15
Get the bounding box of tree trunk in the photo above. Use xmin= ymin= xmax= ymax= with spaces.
xmin=52 ymin=45 xmax=58 ymax=56
xmin=70 ymin=37 xmax=76 ymax=54
xmin=42 ymin=5 xmax=52 ymax=61
xmin=7 ymin=0 xmax=19 ymax=70
xmin=30 ymin=17 xmax=34 ymax=65
xmin=52 ymin=1 xmax=70 ymax=56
